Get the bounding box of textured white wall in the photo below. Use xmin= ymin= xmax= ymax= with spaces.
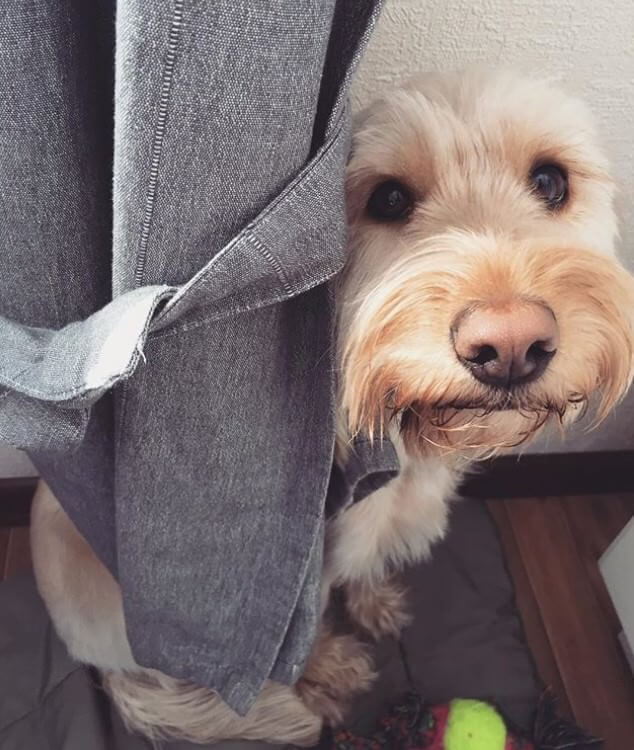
xmin=352 ymin=0 xmax=634 ymax=452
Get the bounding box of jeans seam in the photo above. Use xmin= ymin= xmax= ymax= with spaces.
xmin=0 ymin=292 xmax=171 ymax=401
xmin=133 ymin=0 xmax=185 ymax=288
xmin=149 ymin=265 xmax=342 ymax=341
xmin=114 ymin=381 xmax=130 ymax=459
xmin=246 ymin=234 xmax=293 ymax=297
xmin=152 ymin=107 xmax=348 ymax=327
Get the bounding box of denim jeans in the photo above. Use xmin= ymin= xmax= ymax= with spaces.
xmin=0 ymin=0 xmax=397 ymax=712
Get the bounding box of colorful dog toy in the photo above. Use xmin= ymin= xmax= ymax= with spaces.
xmin=323 ymin=691 xmax=602 ymax=750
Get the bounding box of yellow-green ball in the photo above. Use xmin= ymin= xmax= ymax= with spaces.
xmin=444 ymin=699 xmax=506 ymax=750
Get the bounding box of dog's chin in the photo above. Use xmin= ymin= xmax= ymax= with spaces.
xmin=395 ymin=390 xmax=584 ymax=459
xmin=431 ymin=390 xmax=584 ymax=414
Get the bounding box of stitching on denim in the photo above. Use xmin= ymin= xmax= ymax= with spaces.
xmin=0 ymin=293 xmax=171 ymax=401
xmin=114 ymin=381 xmax=131 ymax=458
xmin=150 ymin=262 xmax=345 ymax=341
xmin=152 ymin=108 xmax=348 ymax=326
xmin=0 ymin=360 xmax=45 ymax=396
xmin=0 ymin=367 xmax=133 ymax=402
xmin=246 ymin=234 xmax=293 ymax=297
xmin=133 ymin=0 xmax=185 ymax=288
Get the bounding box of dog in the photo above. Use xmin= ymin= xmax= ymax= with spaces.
xmin=30 ymin=69 xmax=634 ymax=746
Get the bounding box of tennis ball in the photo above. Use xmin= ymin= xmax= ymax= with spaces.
xmin=444 ymin=698 xmax=506 ymax=750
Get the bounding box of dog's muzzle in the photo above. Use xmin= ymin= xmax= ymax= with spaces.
xmin=452 ymin=301 xmax=559 ymax=388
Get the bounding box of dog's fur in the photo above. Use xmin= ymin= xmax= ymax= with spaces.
xmin=31 ymin=70 xmax=634 ymax=745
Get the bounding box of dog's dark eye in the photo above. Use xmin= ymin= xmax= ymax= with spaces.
xmin=530 ymin=163 xmax=568 ymax=209
xmin=367 ymin=180 xmax=414 ymax=221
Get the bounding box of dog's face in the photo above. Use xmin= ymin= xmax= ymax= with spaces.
xmin=340 ymin=70 xmax=634 ymax=457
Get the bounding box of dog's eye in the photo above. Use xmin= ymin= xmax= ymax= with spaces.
xmin=530 ymin=164 xmax=568 ymax=209
xmin=367 ymin=180 xmax=414 ymax=221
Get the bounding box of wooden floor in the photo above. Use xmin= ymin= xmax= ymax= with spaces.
xmin=488 ymin=493 xmax=634 ymax=750
xmin=0 ymin=525 xmax=31 ymax=580
xmin=2 ymin=496 xmax=634 ymax=748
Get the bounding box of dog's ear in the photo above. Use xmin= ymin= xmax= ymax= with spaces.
xmin=347 ymin=73 xmax=445 ymax=165
xmin=348 ymin=100 xmax=383 ymax=162
xmin=351 ymin=105 xmax=374 ymax=134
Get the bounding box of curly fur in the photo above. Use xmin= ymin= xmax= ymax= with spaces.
xmin=102 ymin=670 xmax=322 ymax=746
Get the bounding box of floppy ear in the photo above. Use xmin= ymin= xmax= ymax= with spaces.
xmin=351 ymin=105 xmax=373 ymax=133
xmin=348 ymin=102 xmax=379 ymax=162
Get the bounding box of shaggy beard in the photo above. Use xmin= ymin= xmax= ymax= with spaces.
xmin=341 ymin=351 xmax=595 ymax=460
xmin=396 ymin=393 xmax=586 ymax=459
xmin=339 ymin=239 xmax=634 ymax=461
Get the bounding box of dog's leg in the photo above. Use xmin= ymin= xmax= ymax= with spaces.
xmin=30 ymin=480 xmax=137 ymax=670
xmin=325 ymin=453 xmax=459 ymax=639
xmin=295 ymin=624 xmax=376 ymax=724
xmin=103 ymin=669 xmax=322 ymax=746
xmin=344 ymin=576 xmax=411 ymax=640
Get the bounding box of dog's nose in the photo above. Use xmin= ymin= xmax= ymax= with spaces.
xmin=453 ymin=303 xmax=559 ymax=387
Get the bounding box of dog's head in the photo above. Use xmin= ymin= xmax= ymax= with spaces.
xmin=340 ymin=70 xmax=634 ymax=458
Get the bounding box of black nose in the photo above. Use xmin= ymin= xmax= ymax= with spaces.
xmin=453 ymin=303 xmax=559 ymax=388
xmin=460 ymin=341 xmax=556 ymax=387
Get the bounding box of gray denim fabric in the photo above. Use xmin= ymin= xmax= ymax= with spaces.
xmin=0 ymin=0 xmax=398 ymax=713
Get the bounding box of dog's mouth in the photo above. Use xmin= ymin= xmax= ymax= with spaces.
xmin=395 ymin=393 xmax=586 ymax=455
xmin=430 ymin=387 xmax=586 ymax=414
xmin=396 ymin=390 xmax=588 ymax=426
xmin=434 ymin=398 xmax=517 ymax=412
xmin=432 ymin=398 xmax=539 ymax=413
xmin=370 ymin=383 xmax=593 ymax=455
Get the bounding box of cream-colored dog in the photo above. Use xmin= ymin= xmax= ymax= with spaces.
xmin=31 ymin=69 xmax=634 ymax=746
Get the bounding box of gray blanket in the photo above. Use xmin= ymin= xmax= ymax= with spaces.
xmin=0 ymin=500 xmax=540 ymax=749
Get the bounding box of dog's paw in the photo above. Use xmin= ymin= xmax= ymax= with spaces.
xmin=345 ymin=578 xmax=412 ymax=641
xmin=296 ymin=629 xmax=376 ymax=724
